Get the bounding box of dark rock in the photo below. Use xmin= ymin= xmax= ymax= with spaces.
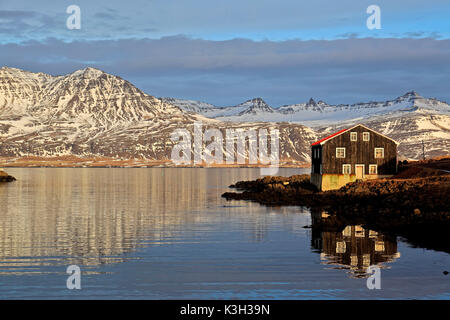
xmin=0 ymin=172 xmax=16 ymax=182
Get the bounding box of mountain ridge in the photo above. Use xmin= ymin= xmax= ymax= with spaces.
xmin=162 ymin=90 xmax=450 ymax=125
xmin=0 ymin=67 xmax=316 ymax=164
xmin=0 ymin=66 xmax=448 ymax=163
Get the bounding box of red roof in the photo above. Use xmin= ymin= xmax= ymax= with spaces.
xmin=311 ymin=128 xmax=349 ymax=146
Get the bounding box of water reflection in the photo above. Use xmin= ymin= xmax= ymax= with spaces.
xmin=311 ymin=211 xmax=400 ymax=278
xmin=0 ymin=168 xmax=302 ymax=275
xmin=0 ymin=168 xmax=246 ymax=272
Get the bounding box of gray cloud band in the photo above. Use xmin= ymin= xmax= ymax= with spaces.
xmin=0 ymin=37 xmax=449 ymax=105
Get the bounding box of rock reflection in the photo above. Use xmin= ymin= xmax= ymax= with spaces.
xmin=311 ymin=211 xmax=400 ymax=278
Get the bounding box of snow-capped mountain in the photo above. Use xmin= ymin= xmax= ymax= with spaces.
xmin=279 ymin=98 xmax=329 ymax=114
xmin=164 ymin=91 xmax=450 ymax=126
xmin=160 ymin=97 xmax=218 ymax=115
xmin=0 ymin=67 xmax=315 ymax=163
xmin=304 ymin=91 xmax=450 ymax=160
xmin=0 ymin=66 xmax=183 ymax=125
xmin=164 ymin=91 xmax=450 ymax=160
xmin=160 ymin=97 xmax=275 ymax=119
xmin=0 ymin=67 xmax=448 ymax=163
xmin=235 ymin=98 xmax=275 ymax=116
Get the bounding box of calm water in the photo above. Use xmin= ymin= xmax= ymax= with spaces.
xmin=0 ymin=168 xmax=448 ymax=299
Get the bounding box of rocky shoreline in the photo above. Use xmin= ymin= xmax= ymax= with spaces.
xmin=0 ymin=170 xmax=15 ymax=182
xmin=222 ymin=160 xmax=450 ymax=253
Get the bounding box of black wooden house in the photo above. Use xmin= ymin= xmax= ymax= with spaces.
xmin=311 ymin=124 xmax=398 ymax=191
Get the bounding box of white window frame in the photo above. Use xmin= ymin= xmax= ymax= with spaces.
xmin=350 ymin=132 xmax=357 ymax=141
xmin=369 ymin=164 xmax=378 ymax=175
xmin=342 ymin=164 xmax=351 ymax=174
xmin=374 ymin=147 xmax=384 ymax=159
xmin=336 ymin=147 xmax=346 ymax=158
xmin=363 ymin=132 xmax=370 ymax=141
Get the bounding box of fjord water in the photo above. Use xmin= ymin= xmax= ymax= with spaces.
xmin=0 ymin=168 xmax=448 ymax=299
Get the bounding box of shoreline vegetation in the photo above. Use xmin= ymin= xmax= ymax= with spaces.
xmin=222 ymin=157 xmax=450 ymax=253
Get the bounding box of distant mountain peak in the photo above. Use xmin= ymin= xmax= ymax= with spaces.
xmin=251 ymin=97 xmax=265 ymax=102
xmin=242 ymin=97 xmax=267 ymax=105
xmin=237 ymin=97 xmax=274 ymax=115
xmin=71 ymin=67 xmax=106 ymax=78
xmin=401 ymin=90 xmax=421 ymax=99
xmin=307 ymin=98 xmax=316 ymax=106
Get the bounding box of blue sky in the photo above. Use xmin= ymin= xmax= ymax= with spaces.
xmin=0 ymin=0 xmax=449 ymax=105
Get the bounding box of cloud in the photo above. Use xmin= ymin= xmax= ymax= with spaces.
xmin=0 ymin=10 xmax=62 ymax=40
xmin=0 ymin=10 xmax=37 ymax=19
xmin=1 ymin=37 xmax=449 ymax=106
xmin=1 ymin=0 xmax=449 ymax=42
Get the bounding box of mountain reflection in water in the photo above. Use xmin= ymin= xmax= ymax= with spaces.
xmin=0 ymin=168 xmax=235 ymax=271
xmin=0 ymin=168 xmax=304 ymax=274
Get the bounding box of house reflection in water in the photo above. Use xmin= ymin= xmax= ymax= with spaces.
xmin=311 ymin=212 xmax=401 ymax=278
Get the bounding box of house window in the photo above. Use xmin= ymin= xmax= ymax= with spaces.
xmin=374 ymin=148 xmax=384 ymax=159
xmin=343 ymin=164 xmax=351 ymax=174
xmin=363 ymin=132 xmax=370 ymax=141
xmin=369 ymin=165 xmax=377 ymax=174
xmin=336 ymin=147 xmax=346 ymax=158
xmin=350 ymin=132 xmax=357 ymax=141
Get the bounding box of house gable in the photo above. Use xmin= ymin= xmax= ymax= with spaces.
xmin=311 ymin=124 xmax=399 ymax=146
xmin=322 ymin=125 xmax=397 ymax=174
